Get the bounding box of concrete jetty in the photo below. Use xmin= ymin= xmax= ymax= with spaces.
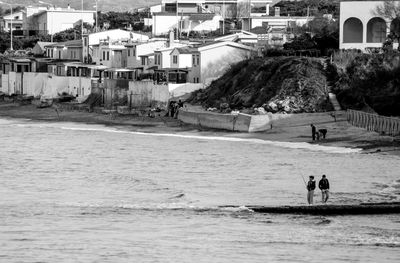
xmin=222 ymin=203 xmax=400 ymax=215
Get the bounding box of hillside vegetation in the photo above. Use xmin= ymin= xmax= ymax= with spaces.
xmin=189 ymin=57 xmax=331 ymax=113
xmin=331 ymin=52 xmax=400 ymax=116
xmin=189 ymin=52 xmax=400 ymax=117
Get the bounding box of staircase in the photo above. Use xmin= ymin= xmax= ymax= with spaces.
xmin=328 ymin=92 xmax=342 ymax=111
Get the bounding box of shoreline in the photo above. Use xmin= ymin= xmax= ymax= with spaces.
xmin=1 ymin=102 xmax=399 ymax=156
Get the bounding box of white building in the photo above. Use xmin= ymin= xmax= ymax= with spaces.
xmin=1 ymin=11 xmax=23 ymax=32
xmin=152 ymin=0 xmax=273 ymax=36
xmin=340 ymin=0 xmax=399 ymax=50
xmin=242 ymin=15 xmax=312 ymax=32
xmin=23 ymin=6 xmax=95 ymax=35
xmin=86 ymin=29 xmax=149 ymax=46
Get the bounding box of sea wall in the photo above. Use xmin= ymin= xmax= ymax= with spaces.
xmin=178 ymin=109 xmax=274 ymax=132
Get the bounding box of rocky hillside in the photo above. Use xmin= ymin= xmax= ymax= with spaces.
xmin=189 ymin=57 xmax=332 ymax=113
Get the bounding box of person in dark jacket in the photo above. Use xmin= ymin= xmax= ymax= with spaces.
xmin=319 ymin=174 xmax=330 ymax=203
xmin=311 ymin=124 xmax=316 ymax=141
xmin=307 ymin=176 xmax=316 ymax=205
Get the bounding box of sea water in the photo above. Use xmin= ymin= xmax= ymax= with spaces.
xmin=0 ymin=118 xmax=399 ymax=263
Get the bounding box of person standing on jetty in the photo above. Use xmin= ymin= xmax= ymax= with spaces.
xmin=311 ymin=124 xmax=316 ymax=141
xmin=307 ymin=176 xmax=316 ymax=205
xmin=319 ymin=175 xmax=330 ymax=203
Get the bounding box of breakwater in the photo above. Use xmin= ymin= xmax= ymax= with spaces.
xmin=222 ymin=203 xmax=400 ymax=215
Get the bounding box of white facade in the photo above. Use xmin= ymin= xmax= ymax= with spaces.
xmin=339 ymin=0 xmax=399 ymax=50
xmin=87 ymin=29 xmax=149 ymax=46
xmin=24 ymin=7 xmax=95 ymax=35
xmin=126 ymin=40 xmax=167 ymax=68
xmin=196 ymin=42 xmax=255 ymax=84
xmin=91 ymin=44 xmax=127 ymax=68
xmin=170 ymin=48 xmax=193 ymax=68
xmin=1 ymin=11 xmax=23 ymax=32
xmin=243 ymin=16 xmax=312 ymax=31
xmin=152 ymin=13 xmax=222 ymax=36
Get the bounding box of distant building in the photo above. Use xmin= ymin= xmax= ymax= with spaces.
xmin=340 ymin=0 xmax=399 ymax=50
xmin=44 ymin=40 xmax=83 ymax=62
xmin=0 ymin=11 xmax=24 ymax=32
xmin=23 ymin=5 xmax=95 ymax=36
xmin=32 ymin=41 xmax=54 ymax=56
xmin=152 ymin=0 xmax=273 ymax=36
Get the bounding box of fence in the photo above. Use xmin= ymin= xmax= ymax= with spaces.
xmin=346 ymin=109 xmax=400 ymax=136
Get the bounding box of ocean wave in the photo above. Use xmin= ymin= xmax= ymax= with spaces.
xmin=59 ymin=202 xmax=254 ymax=214
xmin=56 ymin=124 xmax=362 ymax=154
xmin=6 ymin=120 xmax=362 ymax=153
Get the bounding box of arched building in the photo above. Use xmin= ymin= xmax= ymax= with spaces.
xmin=340 ymin=0 xmax=399 ymax=50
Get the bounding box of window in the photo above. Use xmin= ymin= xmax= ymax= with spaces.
xmin=196 ymin=78 xmax=199 ymax=83
xmin=128 ymin=49 xmax=131 ymax=56
xmin=173 ymin=55 xmax=178 ymax=64
xmin=102 ymin=51 xmax=105 ymax=60
xmin=141 ymin=57 xmax=147 ymax=65
xmin=84 ymin=38 xmax=88 ymax=47
xmin=197 ymin=55 xmax=200 ymax=65
xmin=132 ymin=48 xmax=135 ymax=56
xmin=192 ymin=55 xmax=195 ymax=66
xmin=107 ymin=51 xmax=110 ymax=61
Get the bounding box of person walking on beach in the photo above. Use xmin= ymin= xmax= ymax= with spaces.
xmin=319 ymin=174 xmax=330 ymax=203
xmin=307 ymin=176 xmax=316 ymax=205
xmin=311 ymin=124 xmax=316 ymax=141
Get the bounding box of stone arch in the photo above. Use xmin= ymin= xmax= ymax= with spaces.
xmin=343 ymin=17 xmax=363 ymax=43
xmin=367 ymin=17 xmax=387 ymax=43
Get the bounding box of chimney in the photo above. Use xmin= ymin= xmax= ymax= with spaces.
xmin=275 ymin=7 xmax=280 ymax=17
xmin=169 ymin=30 xmax=174 ymax=47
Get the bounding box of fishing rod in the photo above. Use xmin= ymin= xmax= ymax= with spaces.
xmin=300 ymin=174 xmax=307 ymax=187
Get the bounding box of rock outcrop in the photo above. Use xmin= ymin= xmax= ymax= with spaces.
xmin=189 ymin=57 xmax=332 ymax=113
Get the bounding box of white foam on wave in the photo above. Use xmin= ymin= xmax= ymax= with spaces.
xmin=58 ymin=125 xmax=361 ymax=154
xmin=9 ymin=120 xmax=361 ymax=154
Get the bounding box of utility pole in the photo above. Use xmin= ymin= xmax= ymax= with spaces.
xmin=222 ymin=0 xmax=225 ymax=35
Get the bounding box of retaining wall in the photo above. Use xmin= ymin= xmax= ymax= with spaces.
xmin=178 ymin=110 xmax=272 ymax=132
xmin=347 ymin=109 xmax=400 ymax=136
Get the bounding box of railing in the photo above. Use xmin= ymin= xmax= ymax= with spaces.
xmin=346 ymin=109 xmax=400 ymax=136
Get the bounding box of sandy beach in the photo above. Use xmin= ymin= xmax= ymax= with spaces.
xmin=1 ymin=102 xmax=399 ymax=155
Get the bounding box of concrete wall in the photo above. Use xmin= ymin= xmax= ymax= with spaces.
xmin=23 ymin=73 xmax=48 ymax=97
xmin=128 ymin=81 xmax=169 ymax=108
xmin=103 ymin=79 xmax=130 ymax=108
xmin=178 ymin=110 xmax=271 ymax=132
xmin=1 ymin=72 xmax=92 ymax=99
xmin=68 ymin=77 xmax=92 ymax=98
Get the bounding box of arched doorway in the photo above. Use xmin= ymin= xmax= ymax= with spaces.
xmin=390 ymin=18 xmax=400 ymax=42
xmin=343 ymin=17 xmax=363 ymax=43
xmin=367 ymin=17 xmax=387 ymax=43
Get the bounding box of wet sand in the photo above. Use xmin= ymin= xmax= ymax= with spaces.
xmin=1 ymin=102 xmax=399 ymax=155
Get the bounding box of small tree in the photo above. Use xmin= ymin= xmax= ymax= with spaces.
xmin=375 ymin=0 xmax=400 ymax=50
